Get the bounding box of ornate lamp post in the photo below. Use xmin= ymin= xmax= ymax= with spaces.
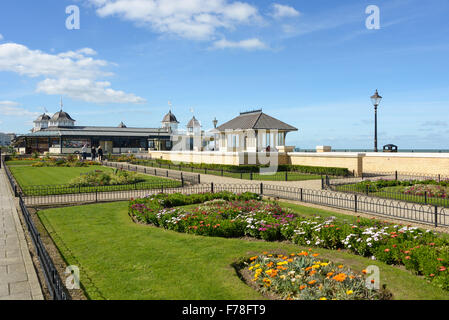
xmin=370 ymin=89 xmax=382 ymax=152
xmin=212 ymin=118 xmax=218 ymax=150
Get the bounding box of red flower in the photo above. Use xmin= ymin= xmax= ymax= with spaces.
xmin=439 ymin=266 xmax=447 ymax=272
xmin=392 ymin=245 xmax=397 ymax=248
xmin=405 ymin=256 xmax=411 ymax=260
xmin=384 ymin=248 xmax=390 ymax=252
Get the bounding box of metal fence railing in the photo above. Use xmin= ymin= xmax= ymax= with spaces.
xmin=0 ymin=156 xmax=70 ymax=300
xmin=325 ymin=172 xmax=449 ymax=209
xmin=121 ymin=155 xmax=334 ymax=181
xmin=103 ymin=160 xmax=201 ymax=185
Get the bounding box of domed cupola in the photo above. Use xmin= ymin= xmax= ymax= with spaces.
xmin=49 ymin=98 xmax=75 ymax=127
xmin=187 ymin=116 xmax=201 ymax=133
xmin=33 ymin=113 xmax=51 ymax=132
xmin=161 ymin=110 xmax=179 ymax=132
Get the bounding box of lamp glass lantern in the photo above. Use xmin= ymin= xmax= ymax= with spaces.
xmin=371 ymin=89 xmax=382 ymax=107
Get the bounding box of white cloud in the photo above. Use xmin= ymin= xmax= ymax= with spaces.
xmin=212 ymin=38 xmax=268 ymax=50
xmin=271 ymin=3 xmax=300 ymax=19
xmin=0 ymin=101 xmax=40 ymax=118
xmin=0 ymin=43 xmax=146 ymax=104
xmin=0 ymin=43 xmax=109 ymax=79
xmin=36 ymin=78 xmax=146 ymax=104
xmin=89 ymin=0 xmax=260 ymax=40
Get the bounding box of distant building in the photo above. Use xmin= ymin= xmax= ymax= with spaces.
xmin=13 ymin=103 xmax=297 ymax=155
xmin=0 ymin=133 xmax=16 ymax=146
xmin=216 ymin=109 xmax=297 ymax=152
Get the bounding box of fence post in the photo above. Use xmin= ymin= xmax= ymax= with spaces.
xmin=250 ymin=172 xmax=253 ymax=180
xmin=166 ymin=170 xmax=169 ymax=177
xmin=14 ymin=185 xmax=18 ymax=197
xmin=198 ymin=174 xmax=201 ymax=184
xmin=321 ymin=177 xmax=324 ymax=190
xmin=365 ymin=184 xmax=369 ymax=196
xmin=181 ymin=175 xmax=184 ymax=188
xmin=211 ymin=182 xmax=214 ymax=193
xmin=144 ymin=167 xmax=146 ymax=174
xmin=424 ymin=191 xmax=427 ymax=204
xmin=300 ymin=188 xmax=303 ymax=202
xmin=438 ymin=174 xmax=441 ymax=183
xmin=95 ymin=189 xmax=98 ymax=203
xmin=161 ymin=185 xmax=164 ymax=194
xmin=435 ymin=205 xmax=438 ymax=228
xmin=260 ymin=183 xmax=263 ymax=195
xmin=205 ymin=168 xmax=207 ymax=174
xmin=221 ymin=168 xmax=224 ymax=176
xmin=354 ymin=195 xmax=358 ymax=212
xmin=285 ymin=171 xmax=288 ymax=181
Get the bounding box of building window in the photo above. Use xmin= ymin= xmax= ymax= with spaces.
xmin=278 ymin=132 xmax=284 ymax=145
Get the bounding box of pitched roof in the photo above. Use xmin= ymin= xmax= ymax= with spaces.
xmin=217 ymin=110 xmax=297 ymax=132
xmin=187 ymin=116 xmax=201 ymax=128
xmin=162 ymin=110 xmax=179 ymax=123
xmin=51 ymin=110 xmax=75 ymax=121
xmin=34 ymin=113 xmax=51 ymax=122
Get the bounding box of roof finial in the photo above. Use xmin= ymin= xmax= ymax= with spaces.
xmin=60 ymin=96 xmax=63 ymax=111
xmin=168 ymin=100 xmax=172 ymax=112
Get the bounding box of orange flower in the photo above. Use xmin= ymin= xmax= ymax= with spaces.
xmin=337 ymin=265 xmax=343 ymax=269
xmin=287 ymin=259 xmax=294 ymax=263
xmin=308 ymin=280 xmax=317 ymax=285
xmin=326 ymin=272 xmax=334 ymax=277
xmin=250 ymin=256 xmax=258 ymax=261
xmin=371 ymin=279 xmax=375 ymax=284
xmin=362 ymin=269 xmax=367 ymax=274
xmin=309 ymin=270 xmax=317 ymax=276
xmin=299 ymin=285 xmax=307 ymax=290
xmin=332 ymin=273 xmax=347 ymax=282
xmin=312 ymin=253 xmax=320 ymax=257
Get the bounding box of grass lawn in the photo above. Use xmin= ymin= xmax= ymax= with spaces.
xmin=37 ymin=200 xmax=449 ymax=300
xmin=9 ymin=165 xmax=181 ymax=195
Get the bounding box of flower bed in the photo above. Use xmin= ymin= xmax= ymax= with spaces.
xmin=404 ymin=184 xmax=449 ymax=198
xmin=244 ymin=251 xmax=389 ymax=300
xmin=129 ymin=194 xmax=449 ymax=291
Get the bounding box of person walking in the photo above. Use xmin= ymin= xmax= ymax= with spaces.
xmin=91 ymin=145 xmax=97 ymax=161
xmin=81 ymin=144 xmax=87 ymax=160
xmin=97 ymin=145 xmax=103 ymax=161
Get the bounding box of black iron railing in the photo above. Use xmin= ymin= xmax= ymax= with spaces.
xmin=0 ymin=156 xmax=70 ymax=300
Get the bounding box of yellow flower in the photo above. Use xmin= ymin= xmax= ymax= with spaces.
xmin=320 ymin=262 xmax=329 ymax=267
xmin=312 ymin=264 xmax=321 ymax=269
xmin=254 ymin=264 xmax=260 ymax=268
xmin=249 ymin=266 xmax=254 ymax=271
xmin=319 ymin=297 xmax=327 ymax=300
xmin=346 ymin=290 xmax=353 ymax=295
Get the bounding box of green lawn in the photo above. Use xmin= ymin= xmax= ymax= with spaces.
xmin=9 ymin=165 xmax=181 ymax=195
xmin=37 ymin=201 xmax=449 ymax=300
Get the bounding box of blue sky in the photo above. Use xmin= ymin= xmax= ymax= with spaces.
xmin=0 ymin=0 xmax=448 ymax=149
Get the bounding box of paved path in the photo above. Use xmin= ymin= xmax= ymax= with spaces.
xmin=0 ymin=166 xmax=43 ymax=300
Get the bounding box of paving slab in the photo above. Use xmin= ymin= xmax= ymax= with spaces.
xmin=0 ymin=166 xmax=43 ymax=300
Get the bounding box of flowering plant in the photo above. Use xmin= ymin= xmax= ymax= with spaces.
xmin=245 ymin=251 xmax=388 ymax=300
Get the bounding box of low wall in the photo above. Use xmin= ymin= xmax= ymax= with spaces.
xmin=147 ymin=150 xmax=449 ymax=177
xmin=288 ymin=152 xmax=363 ymax=176
xmin=148 ymin=151 xmax=290 ymax=166
xmin=363 ymin=153 xmax=449 ymax=175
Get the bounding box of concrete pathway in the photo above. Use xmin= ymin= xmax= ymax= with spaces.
xmin=0 ymin=166 xmax=43 ymax=300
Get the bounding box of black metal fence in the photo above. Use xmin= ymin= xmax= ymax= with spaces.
xmin=0 ymin=156 xmax=70 ymax=300
xmin=325 ymin=172 xmax=449 ymax=209
xmin=103 ymin=160 xmax=201 ymax=185
xmin=121 ymin=156 xmax=328 ymax=181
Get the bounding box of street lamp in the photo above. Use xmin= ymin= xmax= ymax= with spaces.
xmin=212 ymin=118 xmax=218 ymax=151
xmin=370 ymin=89 xmax=382 ymax=152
